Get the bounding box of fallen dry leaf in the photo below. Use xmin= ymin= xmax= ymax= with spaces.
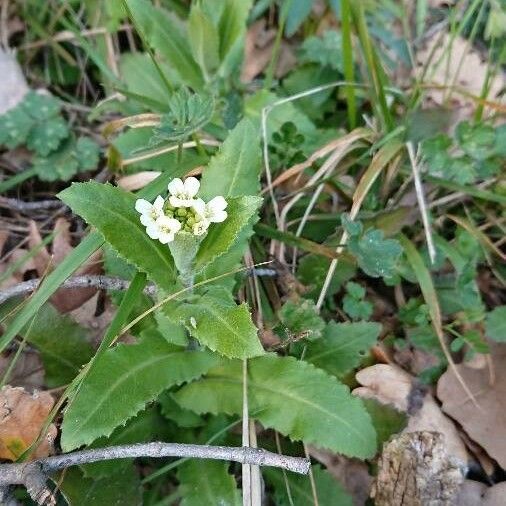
xmin=117 ymin=171 xmax=161 ymax=191
xmin=241 ymin=19 xmax=275 ymax=83
xmin=28 ymin=219 xmax=102 ymax=312
xmin=437 ymin=344 xmax=506 ymax=469
xmin=0 ymin=351 xmax=45 ymax=390
xmin=414 ymin=34 xmax=505 ymax=116
xmin=354 ymin=364 xmax=468 ymax=463
xmin=457 ymin=481 xmax=506 ymax=506
xmin=0 ymin=385 xmax=57 ymax=461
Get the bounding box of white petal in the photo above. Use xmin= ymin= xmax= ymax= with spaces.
xmin=207 ymin=196 xmax=227 ymax=212
xmin=140 ymin=214 xmax=153 ymax=227
xmin=145 ymin=223 xmax=160 ymax=239
xmin=168 ymin=178 xmax=184 ymax=196
xmin=135 ymin=199 xmax=151 ymax=214
xmin=209 ymin=210 xmax=227 ymax=223
xmin=184 ymin=177 xmax=200 ymax=197
xmin=169 ymin=196 xmax=184 ymax=208
xmin=192 ymin=198 xmax=206 ymax=216
xmin=193 ymin=220 xmax=209 ymax=236
xmin=167 ymin=218 xmax=182 ymax=232
xmin=158 ymin=232 xmax=173 ymax=244
xmin=153 ymin=195 xmax=165 ymax=211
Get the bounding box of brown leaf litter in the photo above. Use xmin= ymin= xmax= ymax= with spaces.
xmin=0 ymin=385 xmax=57 ymax=461
xmin=437 ymin=344 xmax=506 ymax=469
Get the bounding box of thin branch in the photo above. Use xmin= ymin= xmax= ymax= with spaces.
xmin=0 ymin=270 xmax=277 ymax=305
xmin=0 ymin=442 xmax=310 ymax=504
xmin=0 ymin=197 xmax=65 ymax=213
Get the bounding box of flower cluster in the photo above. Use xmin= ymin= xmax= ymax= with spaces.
xmin=135 ymin=177 xmax=227 ymax=244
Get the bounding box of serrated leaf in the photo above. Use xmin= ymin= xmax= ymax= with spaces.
xmin=279 ymin=299 xmax=325 ymax=340
xmin=21 ymin=91 xmax=61 ymax=119
xmin=304 ymin=322 xmax=381 ymax=378
xmin=175 ymin=354 xmax=377 ymax=458
xmin=200 ymin=119 xmax=262 ymax=199
xmin=0 ymin=107 xmax=33 ymax=148
xmin=124 ymin=0 xmax=204 ymax=90
xmin=58 ymin=182 xmax=177 ymax=291
xmin=194 ymin=196 xmax=262 ymax=274
xmin=82 ymin=408 xmax=166 ymax=479
xmin=59 ymin=466 xmax=142 ymax=506
xmin=300 ymin=30 xmax=344 ymax=71
xmin=61 ymin=336 xmax=218 ymax=451
xmin=159 ymin=392 xmax=203 ymax=428
xmin=178 ymin=460 xmax=240 ymax=506
xmin=485 ymin=306 xmax=506 ymax=342
xmin=265 ymin=465 xmax=353 ymax=506
xmin=26 ymin=116 xmax=68 ymax=156
xmin=151 ymin=89 xmax=214 ymax=144
xmin=167 ymin=288 xmax=264 ymax=359
xmin=22 ymin=303 xmax=94 ymax=388
xmin=346 ymin=222 xmax=402 ymax=278
xmin=188 ymin=5 xmax=220 ymax=78
xmin=75 ymin=136 xmax=100 ymax=170
xmin=33 ymin=136 xmax=99 ymax=182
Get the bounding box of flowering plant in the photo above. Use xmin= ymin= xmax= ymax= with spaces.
xmin=135 ymin=177 xmax=228 ymax=243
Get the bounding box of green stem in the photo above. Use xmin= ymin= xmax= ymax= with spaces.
xmin=263 ymin=2 xmax=291 ymax=90
xmin=0 ymin=166 xmax=37 ymax=193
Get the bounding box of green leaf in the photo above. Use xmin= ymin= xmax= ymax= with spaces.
xmin=119 ymin=52 xmax=175 ymax=106
xmin=285 ymin=0 xmax=313 ymax=36
xmin=151 ymin=89 xmax=214 ymax=144
xmin=61 ymin=337 xmax=218 ymax=451
xmin=342 ymin=282 xmax=373 ymax=321
xmin=304 ymin=322 xmax=381 ymax=378
xmin=0 ymin=107 xmax=33 ymax=148
xmin=188 ymin=4 xmax=220 ymax=78
xmin=300 ymin=30 xmax=344 ymax=71
xmin=343 ymin=217 xmax=402 ymax=278
xmin=26 ymin=116 xmax=69 ymax=156
xmin=159 ymin=392 xmax=203 ymax=428
xmin=178 ymin=460 xmax=240 ymax=506
xmin=58 ymin=182 xmax=178 ymax=291
xmin=217 ymin=0 xmax=252 ymax=74
xmin=200 ymin=119 xmax=262 ymax=199
xmin=23 ymin=303 xmax=94 ymax=388
xmin=194 ymin=196 xmax=262 ymax=274
xmin=33 ymin=136 xmax=99 ymax=182
xmin=59 ymin=466 xmax=142 ymax=506
xmin=279 ymin=299 xmax=325 ymax=340
xmin=265 ymin=465 xmax=353 ymax=506
xmin=485 ymin=306 xmax=506 ymax=342
xmin=175 ymin=354 xmax=377 ymax=458
xmin=167 ymin=287 xmax=264 ymax=359
xmin=124 ymin=0 xmax=204 ymax=90
xmin=362 ymin=398 xmax=407 ymax=446
xmin=0 ymin=91 xmax=68 ymax=154
xmin=82 ymin=408 xmax=166 ymax=479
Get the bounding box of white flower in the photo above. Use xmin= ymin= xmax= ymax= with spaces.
xmin=192 ymin=196 xmax=228 ymax=224
xmin=149 ymin=215 xmax=181 ymax=244
xmin=168 ymin=177 xmax=200 ymax=208
xmin=192 ymin=220 xmax=209 ymax=236
xmin=135 ymin=196 xmax=165 ymax=227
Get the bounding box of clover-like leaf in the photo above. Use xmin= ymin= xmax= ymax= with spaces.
xmin=26 ymin=116 xmax=69 ymax=156
xmin=279 ymin=298 xmax=325 ymax=340
xmin=32 ymin=136 xmax=99 ymax=182
xmin=300 ymin=30 xmax=344 ymax=72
